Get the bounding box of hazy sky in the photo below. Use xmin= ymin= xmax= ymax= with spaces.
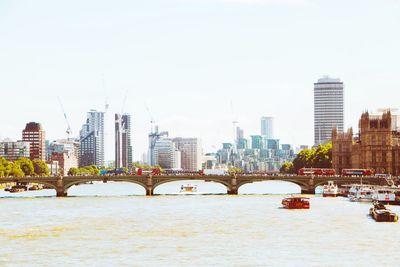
xmin=1 ymin=0 xmax=400 ymax=161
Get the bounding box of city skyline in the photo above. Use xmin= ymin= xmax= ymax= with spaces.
xmin=1 ymin=0 xmax=400 ymax=161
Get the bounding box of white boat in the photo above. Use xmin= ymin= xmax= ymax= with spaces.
xmin=372 ymin=188 xmax=396 ymax=203
xmin=322 ymin=181 xmax=338 ymax=197
xmin=348 ymin=185 xmax=374 ymax=202
xmin=179 ymin=184 xmax=198 ymax=194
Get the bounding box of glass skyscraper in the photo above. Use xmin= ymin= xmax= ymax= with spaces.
xmin=314 ymin=76 xmax=344 ymax=145
xmin=80 ymin=110 xmax=105 ymax=167
xmin=260 ymin=117 xmax=274 ymax=139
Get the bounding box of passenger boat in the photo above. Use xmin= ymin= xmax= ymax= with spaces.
xmin=28 ymin=184 xmax=43 ymax=191
xmin=372 ymin=188 xmax=396 ymax=204
xmin=282 ymin=196 xmax=310 ymax=209
xmin=322 ymin=181 xmax=338 ymax=197
xmin=348 ymin=185 xmax=374 ymax=202
xmin=179 ymin=184 xmax=198 ymax=194
xmin=369 ymin=202 xmax=398 ymax=222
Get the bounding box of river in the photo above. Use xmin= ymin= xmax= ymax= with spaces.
xmin=0 ymin=181 xmax=399 ymax=266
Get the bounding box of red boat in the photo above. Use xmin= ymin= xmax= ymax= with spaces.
xmin=282 ymin=196 xmax=310 ymax=209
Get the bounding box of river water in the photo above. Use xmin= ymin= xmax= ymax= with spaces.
xmin=0 ymin=181 xmax=399 ymax=266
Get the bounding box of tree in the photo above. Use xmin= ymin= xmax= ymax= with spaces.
xmin=280 ymin=162 xmax=295 ymax=174
xmin=32 ymin=160 xmax=49 ymax=176
xmin=0 ymin=157 xmax=12 ymax=177
xmin=68 ymin=167 xmax=79 ymax=176
xmin=15 ymin=157 xmax=34 ymax=176
xmin=9 ymin=162 xmax=24 ymax=177
xmin=290 ymin=143 xmax=333 ymax=173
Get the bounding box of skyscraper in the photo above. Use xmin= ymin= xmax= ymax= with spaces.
xmin=22 ymin=122 xmax=46 ymax=161
xmin=79 ymin=110 xmax=105 ymax=167
xmin=153 ymin=138 xmax=181 ymax=169
xmin=115 ymin=113 xmax=132 ymax=169
xmin=148 ymin=126 xmax=169 ymax=165
xmin=173 ymin=138 xmax=202 ymax=171
xmin=314 ymin=76 xmax=344 ymax=145
xmin=261 ymin=117 xmax=274 ymax=139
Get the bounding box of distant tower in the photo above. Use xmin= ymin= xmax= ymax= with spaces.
xmin=261 ymin=117 xmax=274 ymax=139
xmin=22 ymin=122 xmax=46 ymax=161
xmin=314 ymin=76 xmax=344 ymax=145
xmin=79 ymin=110 xmax=105 ymax=167
xmin=115 ymin=113 xmax=133 ymax=169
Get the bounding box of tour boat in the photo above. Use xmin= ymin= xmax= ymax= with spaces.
xmin=28 ymin=184 xmax=43 ymax=191
xmin=282 ymin=196 xmax=310 ymax=209
xmin=322 ymin=181 xmax=338 ymax=197
xmin=372 ymin=188 xmax=396 ymax=204
xmin=369 ymin=202 xmax=398 ymax=222
xmin=179 ymin=184 xmax=198 ymax=194
xmin=348 ymin=185 xmax=374 ymax=202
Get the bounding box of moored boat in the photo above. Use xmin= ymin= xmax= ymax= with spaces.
xmin=372 ymin=188 xmax=396 ymax=204
xmin=9 ymin=185 xmax=27 ymax=193
xmin=369 ymin=202 xmax=398 ymax=222
xmin=282 ymin=196 xmax=310 ymax=209
xmin=348 ymin=185 xmax=374 ymax=202
xmin=322 ymin=181 xmax=338 ymax=197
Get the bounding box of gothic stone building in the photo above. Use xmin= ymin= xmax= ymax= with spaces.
xmin=332 ymin=111 xmax=400 ymax=175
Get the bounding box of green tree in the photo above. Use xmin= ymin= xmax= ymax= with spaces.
xmin=15 ymin=157 xmax=34 ymax=176
xmin=68 ymin=167 xmax=79 ymax=176
xmin=291 ymin=143 xmax=332 ymax=173
xmin=280 ymin=162 xmax=295 ymax=174
xmin=9 ymin=162 xmax=24 ymax=177
xmin=32 ymin=160 xmax=49 ymax=176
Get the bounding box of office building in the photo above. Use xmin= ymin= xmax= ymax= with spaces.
xmin=115 ymin=113 xmax=133 ymax=169
xmin=22 ymin=122 xmax=46 ymax=161
xmin=261 ymin=117 xmax=274 ymax=139
xmin=79 ymin=110 xmax=105 ymax=167
xmin=153 ymin=138 xmax=181 ymax=169
xmin=173 ymin=138 xmax=202 ymax=171
xmin=148 ymin=126 xmax=169 ymax=165
xmin=314 ymin=76 xmax=344 ymax=145
xmin=0 ymin=139 xmax=30 ymax=161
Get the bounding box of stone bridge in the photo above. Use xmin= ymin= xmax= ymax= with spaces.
xmin=0 ymin=174 xmax=394 ymax=197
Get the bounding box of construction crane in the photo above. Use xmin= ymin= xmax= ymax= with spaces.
xmin=145 ymin=103 xmax=156 ymax=134
xmin=57 ymin=97 xmax=72 ymax=140
xmin=230 ymin=100 xmax=239 ymax=147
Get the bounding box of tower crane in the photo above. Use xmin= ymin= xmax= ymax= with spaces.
xmin=230 ymin=100 xmax=239 ymax=147
xmin=145 ymin=103 xmax=156 ymax=133
xmin=57 ymin=97 xmax=72 ymax=140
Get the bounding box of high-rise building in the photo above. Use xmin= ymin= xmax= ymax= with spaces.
xmin=251 ymin=135 xmax=263 ymax=149
xmin=148 ymin=126 xmax=169 ymax=165
xmin=261 ymin=117 xmax=274 ymax=139
xmin=115 ymin=114 xmax=133 ymax=169
xmin=314 ymin=76 xmax=344 ymax=145
xmin=79 ymin=110 xmax=105 ymax=167
xmin=153 ymin=138 xmax=181 ymax=169
xmin=0 ymin=139 xmax=30 ymax=161
xmin=173 ymin=138 xmax=202 ymax=171
xmin=22 ymin=122 xmax=46 ymax=161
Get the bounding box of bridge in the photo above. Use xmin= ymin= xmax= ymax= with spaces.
xmin=0 ymin=174 xmax=396 ymax=197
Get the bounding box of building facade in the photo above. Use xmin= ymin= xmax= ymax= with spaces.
xmin=153 ymin=138 xmax=181 ymax=169
xmin=148 ymin=126 xmax=169 ymax=165
xmin=314 ymin=76 xmax=344 ymax=145
xmin=261 ymin=117 xmax=274 ymax=139
xmin=173 ymin=138 xmax=202 ymax=171
xmin=79 ymin=110 xmax=105 ymax=167
xmin=332 ymin=111 xmax=400 ymax=175
xmin=0 ymin=140 xmax=30 ymax=161
xmin=115 ymin=113 xmax=133 ymax=169
xmin=22 ymin=122 xmax=46 ymax=161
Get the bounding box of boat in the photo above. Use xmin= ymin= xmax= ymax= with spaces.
xmin=348 ymin=185 xmax=374 ymax=202
xmin=9 ymin=185 xmax=27 ymax=193
xmin=369 ymin=202 xmax=398 ymax=222
xmin=372 ymin=188 xmax=396 ymax=204
xmin=322 ymin=181 xmax=338 ymax=197
xmin=282 ymin=196 xmax=310 ymax=209
xmin=179 ymin=184 xmax=198 ymax=194
xmin=28 ymin=184 xmax=43 ymax=191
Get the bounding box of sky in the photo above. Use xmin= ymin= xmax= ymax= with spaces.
xmin=1 ymin=0 xmax=400 ymax=161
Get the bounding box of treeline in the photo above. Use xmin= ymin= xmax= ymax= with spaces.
xmin=68 ymin=165 xmax=100 ymax=176
xmin=280 ymin=143 xmax=332 ymax=174
xmin=0 ymin=157 xmax=49 ymax=177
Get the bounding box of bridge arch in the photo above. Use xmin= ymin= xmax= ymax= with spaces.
xmin=237 ymin=179 xmax=307 ymax=194
xmin=152 ymin=178 xmax=231 ymax=194
xmin=63 ymin=179 xmax=147 ymax=192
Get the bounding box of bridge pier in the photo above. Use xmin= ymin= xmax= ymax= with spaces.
xmin=301 ymin=189 xmax=315 ymax=195
xmin=56 ymin=176 xmax=67 ymax=197
xmin=56 ymin=190 xmax=68 ymax=197
xmin=146 ymin=175 xmax=153 ymax=196
xmin=227 ymin=189 xmax=238 ymax=195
